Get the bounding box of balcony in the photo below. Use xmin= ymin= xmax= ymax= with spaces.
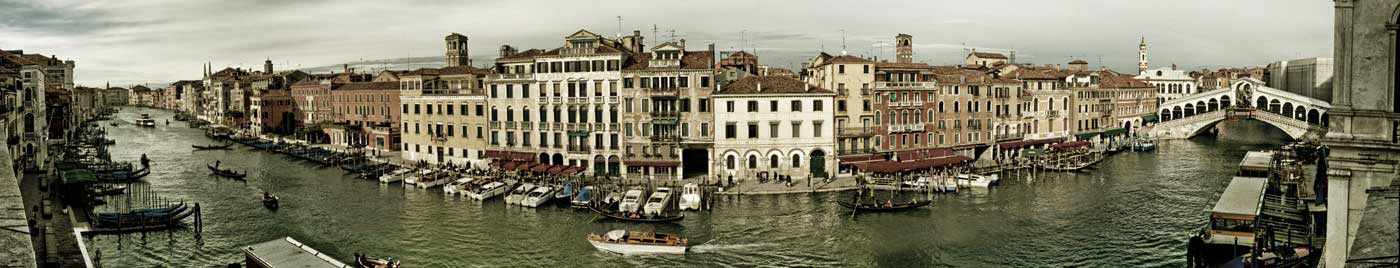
xmin=521 ymin=122 xmax=534 ymax=131
xmin=553 ymin=122 xmax=563 ymax=130
xmin=609 ymin=123 xmax=619 ymax=131
xmin=1048 ymin=111 xmax=1060 ymax=118
xmin=433 ymin=136 xmax=447 ymax=143
xmin=889 ymin=100 xmax=925 ymax=107
xmin=650 ymin=110 xmax=680 ymax=119
xmin=539 ymin=122 xmax=550 ymax=131
xmin=650 ymin=135 xmax=681 ymax=143
xmin=837 ymin=148 xmax=876 ymax=155
xmin=489 ymin=122 xmax=501 ymax=129
xmin=593 ymin=123 xmax=605 ymax=131
xmin=647 ymin=88 xmax=680 ymax=98
xmin=538 ymin=96 xmax=548 ymax=103
xmin=552 ymin=97 xmax=563 ymax=103
xmin=567 ymin=146 xmax=591 ymax=154
xmin=837 ymin=88 xmax=848 ymax=96
xmin=995 ymin=133 xmax=1024 ymax=142
xmin=875 ymin=81 xmax=937 ymax=89
xmin=489 ymin=73 xmax=533 ymax=81
xmin=504 ymin=121 xmax=516 ymax=129
xmin=838 ymin=127 xmax=875 ymax=137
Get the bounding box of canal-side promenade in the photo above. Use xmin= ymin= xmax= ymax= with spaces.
xmin=0 ymin=146 xmax=36 ymax=268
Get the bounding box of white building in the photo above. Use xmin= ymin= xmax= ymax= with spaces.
xmin=713 ymin=76 xmax=837 ymax=182
xmin=1266 ymin=57 xmax=1333 ymax=103
xmin=1136 ymin=66 xmax=1198 ymax=104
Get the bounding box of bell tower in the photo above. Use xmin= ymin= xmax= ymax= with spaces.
xmin=895 ymin=34 xmax=913 ymax=64
xmin=445 ymin=33 xmax=470 ymax=67
xmin=1138 ymin=36 xmax=1148 ymax=73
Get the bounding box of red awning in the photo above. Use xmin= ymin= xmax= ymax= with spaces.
xmin=546 ymin=165 xmax=567 ymax=174
xmin=1050 ymin=141 xmax=1091 ymax=151
xmin=561 ymin=166 xmax=583 ymax=174
xmin=485 ymin=150 xmax=535 ymax=161
xmin=855 ymin=155 xmax=973 ymax=174
xmin=501 ymin=161 xmax=520 ymax=170
xmin=626 ymin=160 xmax=679 ymax=167
xmin=838 ymin=154 xmax=884 ymax=164
xmin=532 ymin=164 xmax=553 ymax=173
xmin=998 ymin=137 xmax=1067 ymax=150
xmin=514 ymin=163 xmax=534 ymax=171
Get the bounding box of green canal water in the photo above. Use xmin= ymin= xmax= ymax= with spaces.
xmin=89 ymin=107 xmax=1289 ymax=267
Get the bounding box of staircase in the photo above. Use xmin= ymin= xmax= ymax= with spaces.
xmin=1258 ymin=191 xmax=1323 ymax=246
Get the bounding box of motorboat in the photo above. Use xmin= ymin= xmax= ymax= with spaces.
xmin=618 ymin=188 xmax=645 ymax=213
xmin=678 ymin=183 xmax=702 ymax=211
xmin=571 ymin=186 xmax=594 ymax=208
xmin=378 ymin=169 xmax=413 ymax=183
xmin=1133 ymin=140 xmax=1157 ymax=152
xmin=403 ymin=170 xmax=433 ymax=186
xmin=414 ymin=171 xmax=450 ymax=189
xmin=587 ymin=230 xmax=688 ymax=255
xmin=136 ymin=114 xmax=156 ymax=128
xmin=554 ymin=181 xmax=575 ymax=200
xmin=642 ymin=187 xmax=672 ymax=216
xmin=466 ymin=181 xmax=510 ymax=201
xmin=262 ymin=193 xmax=280 ymax=209
xmin=442 ymin=178 xmax=474 ymax=195
xmin=353 ymin=253 xmax=401 ymax=268
xmin=522 ymin=186 xmax=555 ymax=208
xmin=505 ymin=183 xmax=536 ymax=205
xmin=955 ymin=174 xmax=994 ymax=188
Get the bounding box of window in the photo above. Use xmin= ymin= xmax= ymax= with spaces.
xmin=701 ymin=76 xmax=710 ymax=88
xmin=792 ymin=155 xmax=802 ymax=168
xmin=813 ymin=121 xmax=823 ymax=137
xmin=770 ymin=100 xmax=779 ymax=112
xmin=700 ymin=122 xmax=711 ymax=137
xmin=792 ymin=121 xmax=801 ymax=137
xmin=725 ymin=123 xmax=737 ymax=139
xmin=814 ymin=100 xmax=824 ymax=111
xmin=747 ymin=122 xmax=758 ymax=139
xmin=522 ymin=84 xmax=530 ymax=98
xmin=770 ymin=155 xmax=779 ymax=168
xmin=769 ymin=122 xmax=779 ymax=138
xmin=447 ymin=105 xmax=454 ymax=115
xmin=475 ymin=104 xmax=484 ymax=116
xmin=838 ymin=100 xmax=847 ymax=112
xmin=726 ymin=155 xmax=736 ymax=170
xmin=838 ymin=65 xmax=846 ymax=74
xmin=476 ymin=126 xmax=483 ymax=138
xmin=700 ymin=98 xmax=710 ymax=112
xmin=792 ymin=100 xmax=802 ymax=112
xmin=506 ymin=84 xmax=514 ymax=98
xmin=863 ymin=65 xmax=870 ymax=73
xmin=680 ymin=99 xmax=691 ymax=112
xmin=748 ymin=155 xmax=758 ymax=169
xmin=625 ymin=98 xmax=633 ymax=112
xmin=402 ymin=104 xmax=408 ymax=114
xmin=625 ymin=123 xmax=633 ymax=136
xmin=726 ymin=101 xmax=735 ymax=113
xmin=747 ymin=101 xmax=758 ymax=112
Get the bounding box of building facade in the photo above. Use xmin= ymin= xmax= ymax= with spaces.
xmin=1266 ymin=57 xmax=1334 ymax=103
xmin=713 ymin=76 xmax=836 ymax=182
xmin=619 ymin=40 xmax=715 ymax=180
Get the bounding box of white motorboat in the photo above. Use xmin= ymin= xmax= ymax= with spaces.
xmin=378 ymin=169 xmax=413 ymax=183
xmin=416 ymin=172 xmax=451 ymax=189
xmin=571 ymin=186 xmax=595 ymax=207
xmin=402 ymin=170 xmax=434 ymax=187
xmin=136 ymin=114 xmax=156 ymax=128
xmin=618 ymin=188 xmax=644 ymax=213
xmin=642 ymin=187 xmax=672 ymax=216
xmin=442 ymin=178 xmax=474 ymax=195
xmin=522 ymin=186 xmax=555 ymax=208
xmin=955 ymin=174 xmax=994 ymax=188
xmin=587 ymin=230 xmax=688 ymax=255
xmin=505 ymin=183 xmax=536 ymax=205
xmin=678 ymin=183 xmax=702 ymax=211
xmin=466 ymin=181 xmax=511 ymax=200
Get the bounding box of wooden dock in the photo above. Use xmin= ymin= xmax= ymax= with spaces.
xmin=243 ymin=237 xmax=351 ymax=268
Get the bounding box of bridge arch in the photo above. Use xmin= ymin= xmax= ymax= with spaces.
xmin=1161 ymin=109 xmax=1171 ymax=121
xmin=1196 ymin=101 xmax=1207 ymax=113
xmin=1282 ymin=103 xmax=1294 ymax=119
xmin=1221 ymin=95 xmax=1232 ymax=109
xmin=1307 ymin=109 xmax=1320 ymax=124
xmin=1172 ymin=106 xmax=1183 ymax=119
xmin=1208 ymin=98 xmax=1219 ymax=111
xmin=1256 ymin=96 xmax=1268 ymax=110
xmin=1184 ymin=103 xmax=1196 ymax=117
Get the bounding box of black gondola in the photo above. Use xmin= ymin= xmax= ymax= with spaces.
xmin=208 ymin=164 xmax=247 ymax=179
xmin=588 ymin=204 xmax=685 ymax=223
xmin=192 ymin=143 xmax=234 ymax=150
xmin=837 ymin=200 xmax=932 ymax=212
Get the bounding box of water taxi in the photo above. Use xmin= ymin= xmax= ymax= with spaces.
xmin=586 ymin=230 xmax=688 ymax=255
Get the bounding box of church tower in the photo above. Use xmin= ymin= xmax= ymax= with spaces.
xmin=445 ymin=33 xmax=470 ymax=67
xmin=1138 ymin=36 xmax=1148 ymax=73
xmin=263 ymin=59 xmax=273 ymax=74
xmin=895 ymin=34 xmax=913 ymax=64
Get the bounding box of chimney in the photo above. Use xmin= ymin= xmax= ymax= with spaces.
xmin=679 ymin=39 xmax=686 ymax=49
xmin=804 ymin=83 xmax=811 ymax=92
xmin=756 ymin=81 xmax=762 ymax=92
xmin=343 ymin=64 xmax=349 ymax=74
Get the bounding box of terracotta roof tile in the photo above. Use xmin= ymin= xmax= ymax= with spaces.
xmin=717 ymin=76 xmax=832 ymax=95
xmin=336 ymin=81 xmax=398 ymax=91
xmin=623 ymin=50 xmax=714 ymax=70
xmin=971 ymin=51 xmax=1008 ymax=59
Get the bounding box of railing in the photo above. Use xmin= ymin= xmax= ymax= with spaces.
xmin=995 ymin=133 xmax=1024 ymax=142
xmin=837 ymin=149 xmax=876 ymax=155
xmin=538 ymin=96 xmax=548 ymax=103
xmin=609 ymin=123 xmax=619 ymax=131
xmin=538 ymin=122 xmax=550 ymax=131
xmin=521 ymin=122 xmax=534 ymax=131
xmin=504 ymin=122 xmax=516 ymax=129
xmin=650 ymin=110 xmax=680 ymax=118
xmin=650 ymin=136 xmax=681 ymax=143
xmin=648 ymin=88 xmax=680 ymax=98
xmin=567 ymin=146 xmax=591 ymax=154
xmin=875 ymin=81 xmax=936 ymax=89
xmin=553 ymin=97 xmax=563 ymax=103
xmin=490 ymin=73 xmax=533 ymax=80
xmin=837 ymin=88 xmax=848 ymax=96
xmin=594 ymin=96 xmax=604 ymax=103
xmin=433 ymin=136 xmax=447 ymax=142
xmin=838 ymin=127 xmax=874 ymax=137
xmin=593 ymin=123 xmax=605 ymax=130
xmin=489 ymin=122 xmax=501 ymax=129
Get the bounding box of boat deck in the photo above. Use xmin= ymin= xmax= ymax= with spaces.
xmin=243 ymin=237 xmax=350 ymax=268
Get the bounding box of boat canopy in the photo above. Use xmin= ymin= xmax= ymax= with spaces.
xmin=1210 ymin=177 xmax=1268 ymax=217
xmin=1238 ymin=151 xmax=1275 ymax=174
xmin=606 ymin=230 xmax=627 ymax=240
xmin=998 ymin=137 xmax=1066 ymax=150
xmin=853 ymin=155 xmax=972 ymax=174
xmin=242 ymin=237 xmax=349 ymax=268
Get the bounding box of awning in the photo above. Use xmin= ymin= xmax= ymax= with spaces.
xmin=485 ymin=150 xmax=534 ymax=161
xmin=998 ymin=137 xmax=1066 ymax=150
xmin=561 ymin=166 xmax=583 ymax=174
xmin=546 ymin=165 xmax=567 ymax=174
xmin=855 ymin=155 xmax=973 ymax=174
xmin=532 ymin=164 xmax=554 ymax=173
xmin=1141 ymin=114 xmax=1159 ymax=122
xmin=60 ymin=169 xmax=98 ymax=185
xmin=1050 ymin=141 xmax=1091 ymax=151
xmin=626 ymin=160 xmax=680 ymax=167
xmin=1102 ymin=128 xmax=1127 ymax=137
xmin=894 ymin=148 xmax=954 ymax=161
xmin=838 ymin=154 xmax=885 ymax=164
xmin=513 ymin=163 xmax=534 ymax=171
xmin=502 ymin=161 xmax=520 ymax=170
xmin=1074 ymin=132 xmax=1100 ymax=141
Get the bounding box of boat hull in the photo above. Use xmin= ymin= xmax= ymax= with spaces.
xmin=588 ymin=240 xmax=686 ymax=255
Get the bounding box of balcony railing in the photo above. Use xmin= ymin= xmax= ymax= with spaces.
xmin=650 ymin=110 xmax=680 ymax=119
xmin=489 ymin=122 xmax=501 ymax=129
xmin=521 ymin=122 xmax=534 ymax=131
xmin=489 ymin=73 xmax=533 ymax=80
xmin=648 ymin=88 xmax=680 ymax=98
xmin=875 ymin=81 xmax=937 ymax=89
xmin=539 ymin=122 xmax=550 ymax=131
xmin=838 ymin=127 xmax=875 ymax=137
xmin=995 ymin=133 xmax=1024 ymax=142
xmin=567 ymin=146 xmax=591 ymax=154
xmin=504 ymin=122 xmax=516 ymax=129
xmin=650 ymin=135 xmax=681 ymax=143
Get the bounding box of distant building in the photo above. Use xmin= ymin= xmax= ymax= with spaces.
xmin=965 ymin=49 xmax=1008 ymax=68
xmin=712 ymin=76 xmax=836 ymax=181
xmin=1136 ymin=66 xmax=1198 ymax=103
xmin=1265 ymin=57 xmax=1333 ymax=103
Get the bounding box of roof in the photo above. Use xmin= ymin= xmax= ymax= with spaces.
xmin=243 ymin=237 xmax=350 ymax=268
xmin=1069 ymin=60 xmax=1088 ymax=64
xmin=716 ymin=76 xmax=832 ymax=95
xmin=970 ymin=51 xmax=1008 ymax=59
xmin=874 ymin=62 xmax=932 ymax=69
xmin=1210 ymin=177 xmax=1268 ymax=216
xmin=438 ymin=65 xmax=491 ymax=75
xmin=1008 ymin=68 xmax=1056 ymax=80
xmin=824 ymin=55 xmax=874 ymax=65
xmin=335 ymin=81 xmax=397 ymax=91
xmin=1239 ymin=151 xmax=1275 ymax=172
xmin=622 ymin=50 xmax=714 ymax=70
xmin=499 ymin=49 xmax=544 ymax=61
xmin=1099 ymin=74 xmax=1153 ymax=88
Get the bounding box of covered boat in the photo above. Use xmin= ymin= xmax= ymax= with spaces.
xmin=587 ymin=230 xmax=688 ymax=255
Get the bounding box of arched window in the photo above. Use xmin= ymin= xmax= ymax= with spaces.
xmin=770 ymin=155 xmax=779 ymax=168
xmin=726 ymin=155 xmax=736 ymax=170
xmin=792 ymin=154 xmax=802 ymax=168
xmin=747 ymin=155 xmax=758 ymax=169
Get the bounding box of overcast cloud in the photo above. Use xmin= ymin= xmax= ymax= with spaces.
xmin=0 ymin=0 xmax=1333 ymax=87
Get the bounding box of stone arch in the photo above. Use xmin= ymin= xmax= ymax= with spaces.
xmin=1184 ymin=103 xmax=1196 ymax=117
xmin=1282 ymin=103 xmax=1295 ymax=118
xmin=1208 ymin=98 xmax=1219 ymax=112
xmin=788 ymin=149 xmax=806 ymax=169
xmin=1256 ymin=96 xmax=1269 ymax=111
xmin=1160 ymin=109 xmax=1172 ymax=121
xmin=1308 ymin=109 xmax=1320 ymax=125
xmin=745 ymin=150 xmax=763 ymax=170
xmin=1196 ymin=101 xmax=1207 ymax=113
xmin=505 ymin=106 xmax=515 ymax=121
xmin=1269 ymin=99 xmax=1281 ymax=114
xmin=552 ymin=153 xmax=564 ymax=166
xmin=1294 ymin=105 xmax=1307 ymax=121
xmin=538 ymin=152 xmax=550 ymax=163
xmin=1321 ymin=112 xmax=1330 ymax=128
xmin=809 ymin=149 xmax=828 ymax=178
xmin=593 ymin=154 xmax=606 ymax=176
xmin=607 ymin=155 xmax=620 ymax=176
xmin=1172 ymin=106 xmax=1183 ymax=119
xmin=1220 ymin=95 xmax=1232 ymax=109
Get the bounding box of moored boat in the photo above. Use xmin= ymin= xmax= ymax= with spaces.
xmin=522 ymin=186 xmax=555 ymax=208
xmin=955 ymin=174 xmax=994 ymax=188
xmin=466 ymin=181 xmax=511 ymax=201
xmin=208 ymin=164 xmax=247 ymax=179
xmin=571 ymin=186 xmax=594 ymax=208
xmin=353 ymin=253 xmax=401 ymax=268
xmin=643 ymin=187 xmax=673 ymax=216
xmin=504 ymin=183 xmax=536 ymax=205
xmin=378 ymin=168 xmax=413 ymax=183
xmin=837 ymin=199 xmax=932 ymax=212
xmin=554 ymin=181 xmax=575 ymax=200
xmin=618 ymin=188 xmax=644 ymax=213
xmin=443 ymin=178 xmax=474 ymax=195
xmin=678 ymin=183 xmax=701 ymax=211
xmin=586 ymin=230 xmax=688 ymax=255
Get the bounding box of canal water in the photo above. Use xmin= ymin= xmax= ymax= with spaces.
xmin=91 ymin=107 xmax=1287 ymax=267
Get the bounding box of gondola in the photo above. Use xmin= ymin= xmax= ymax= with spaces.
xmin=207 ymin=164 xmax=247 ymax=179
xmin=192 ymin=143 xmax=234 ymax=150
xmin=837 ymin=199 xmax=932 ymax=212
xmin=354 ymin=253 xmax=401 ymax=268
xmin=588 ymin=204 xmax=685 ymax=223
xmin=262 ymin=193 xmax=280 ymax=209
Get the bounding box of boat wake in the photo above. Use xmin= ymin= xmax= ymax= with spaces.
xmin=689 ymin=242 xmax=776 ymax=253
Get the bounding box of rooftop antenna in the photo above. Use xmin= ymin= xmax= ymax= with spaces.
xmin=652 ymin=24 xmax=659 ymax=45
xmin=840 ymin=29 xmax=847 ymax=56
xmin=667 ymin=29 xmax=676 ymax=42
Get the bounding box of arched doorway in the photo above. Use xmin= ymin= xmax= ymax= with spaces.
xmin=593 ymin=155 xmax=606 ymax=177
xmin=552 ymin=153 xmax=564 ymax=166
xmin=1185 ymin=104 xmax=1196 ymax=117
xmin=1282 ymin=103 xmax=1294 ymax=118
xmin=1172 ymin=106 xmax=1183 ymax=119
xmin=1256 ymin=96 xmax=1268 ymax=110
xmin=1220 ymin=95 xmax=1232 ymax=109
xmin=809 ymin=149 xmax=827 ymax=179
xmin=539 ymin=153 xmax=550 ymax=163
xmin=607 ymin=155 xmax=620 ymax=176
xmin=1160 ymin=109 xmax=1171 ymax=121
xmin=1269 ymin=99 xmax=1281 ymax=114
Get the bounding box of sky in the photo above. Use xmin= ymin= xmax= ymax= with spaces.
xmin=0 ymin=0 xmax=1334 ymax=88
